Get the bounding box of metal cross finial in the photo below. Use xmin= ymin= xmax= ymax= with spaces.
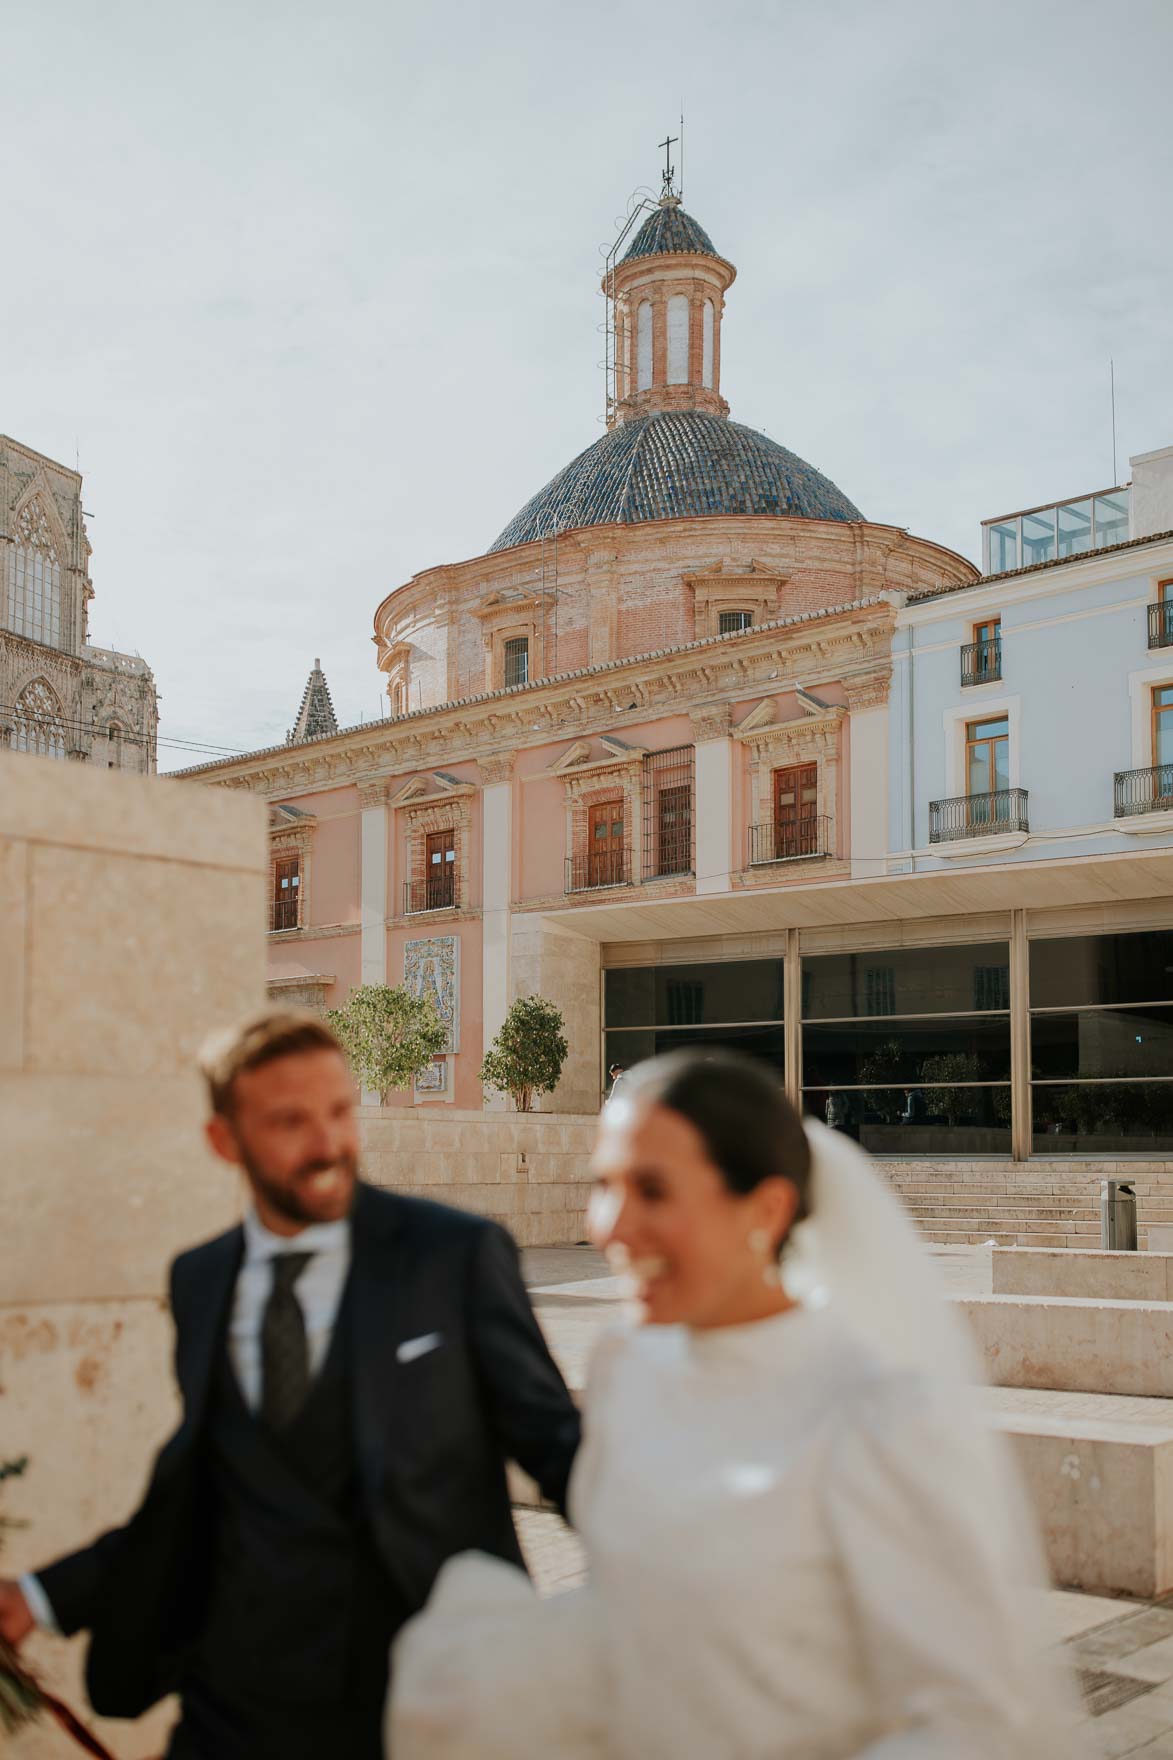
xmin=659 ymin=133 xmax=678 ymax=198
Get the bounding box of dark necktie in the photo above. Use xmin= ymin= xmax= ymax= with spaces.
xmin=261 ymin=1251 xmax=314 ymax=1431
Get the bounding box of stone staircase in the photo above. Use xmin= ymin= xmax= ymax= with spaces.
xmin=875 ymin=1160 xmax=1173 ymax=1249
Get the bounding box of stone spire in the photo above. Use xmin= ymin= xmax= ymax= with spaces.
xmin=604 ymin=191 xmax=736 ymax=429
xmin=286 ymin=658 xmax=339 ymax=744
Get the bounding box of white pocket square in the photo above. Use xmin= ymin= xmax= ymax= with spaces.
xmin=396 ymin=1331 xmax=444 ymax=1364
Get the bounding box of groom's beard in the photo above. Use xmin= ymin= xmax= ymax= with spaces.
xmin=242 ymin=1149 xmax=360 ymax=1227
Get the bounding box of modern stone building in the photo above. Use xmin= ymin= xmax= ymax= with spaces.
xmin=177 ymin=182 xmax=1173 ymax=1170
xmin=1 ymin=433 xmax=158 ymax=770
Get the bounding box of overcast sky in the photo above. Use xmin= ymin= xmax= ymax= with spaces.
xmin=4 ymin=0 xmax=1172 ymax=771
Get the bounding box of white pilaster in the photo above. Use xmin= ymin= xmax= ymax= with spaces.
xmin=481 ymin=763 xmax=513 ymax=1110
xmin=849 ymin=705 xmax=889 ymax=879
xmin=359 ymin=785 xmax=389 ymax=985
xmin=694 ymin=735 xmax=733 ymax=895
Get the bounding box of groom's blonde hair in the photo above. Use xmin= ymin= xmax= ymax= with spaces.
xmin=198 ymin=1008 xmax=344 ymax=1117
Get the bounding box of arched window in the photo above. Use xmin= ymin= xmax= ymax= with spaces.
xmin=9 ymin=499 xmax=63 ymax=649
xmin=702 ymin=300 xmax=714 ymax=389
xmin=13 ymin=678 xmax=66 ymax=760
xmin=667 ymin=295 xmax=689 ymax=385
xmin=106 ymin=722 xmax=125 ymax=768
xmin=636 ymin=301 xmax=653 ymax=391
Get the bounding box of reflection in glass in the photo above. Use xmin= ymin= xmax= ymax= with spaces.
xmin=987 ymin=522 xmax=1018 ymax=573
xmin=1155 ymin=686 xmax=1173 ymax=768
xmin=1093 ymin=492 xmax=1129 ymax=548
xmin=1057 ymin=499 xmax=1093 ymax=559
xmin=803 ymin=943 xmax=1010 ymax=1019
xmin=1032 ymin=1083 xmax=1173 ymax=1153
xmin=966 ymin=716 xmax=1010 ymax=800
xmin=802 ymin=1016 xmax=1011 ymax=1088
xmin=1030 ymin=930 xmax=1173 ymax=1008
xmin=605 ymin=1023 xmax=787 ymax=1080
xmin=1021 ymin=508 xmax=1056 ymax=566
xmin=604 ymin=960 xmax=784 ymax=1029
xmin=1031 ymin=1007 xmax=1173 ymax=1080
xmin=803 ymin=1087 xmax=1011 ymax=1156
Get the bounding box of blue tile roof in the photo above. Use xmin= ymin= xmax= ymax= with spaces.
xmin=622 ymin=203 xmax=719 ymax=262
xmin=488 ymin=412 xmax=863 ymax=552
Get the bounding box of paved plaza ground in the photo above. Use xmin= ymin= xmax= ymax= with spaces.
xmin=517 ymin=1245 xmax=1173 ymax=1758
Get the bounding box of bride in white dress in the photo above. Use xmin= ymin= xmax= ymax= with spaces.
xmin=389 ymin=1050 xmax=1073 ymax=1758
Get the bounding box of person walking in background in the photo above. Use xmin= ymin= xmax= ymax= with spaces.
xmin=605 ymin=1063 xmax=628 ymax=1103
xmin=0 ymin=1010 xmax=580 ymax=1760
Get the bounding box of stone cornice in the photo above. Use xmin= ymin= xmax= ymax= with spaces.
xmin=175 ymin=598 xmax=896 ymax=798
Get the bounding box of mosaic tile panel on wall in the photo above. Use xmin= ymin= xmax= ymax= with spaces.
xmin=404 ymin=935 xmax=459 ymax=1053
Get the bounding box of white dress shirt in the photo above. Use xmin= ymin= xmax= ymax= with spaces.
xmin=22 ymin=1206 xmax=353 ymax=1633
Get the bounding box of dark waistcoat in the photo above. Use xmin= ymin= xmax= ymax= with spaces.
xmin=182 ymin=1284 xmax=404 ymax=1750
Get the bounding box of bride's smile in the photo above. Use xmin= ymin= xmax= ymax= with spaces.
xmin=587 ymin=1087 xmax=803 ymax=1331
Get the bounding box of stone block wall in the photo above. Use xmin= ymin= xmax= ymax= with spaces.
xmin=358 ymin=1107 xmax=597 ymax=1245
xmin=0 ymin=751 xmax=266 ymax=1758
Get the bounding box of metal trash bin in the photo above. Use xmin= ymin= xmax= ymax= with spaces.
xmin=1101 ymin=1179 xmax=1137 ymax=1251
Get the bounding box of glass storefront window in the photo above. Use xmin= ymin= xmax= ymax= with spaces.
xmin=802 ymin=943 xmax=1010 ymax=1020
xmin=1093 ymin=492 xmax=1129 ymax=548
xmin=1031 ymin=1006 xmax=1173 ymax=1080
xmin=1030 ymin=930 xmax=1173 ymax=1008
xmin=987 ymin=521 xmax=1018 ymax=573
xmin=1032 ymin=1083 xmax=1173 ymax=1154
xmin=604 ymin=959 xmax=784 ymax=1030
xmin=803 ymin=1088 xmax=1011 ymax=1156
xmin=1021 ymin=508 xmax=1056 ymax=566
xmin=802 ymin=1016 xmax=1011 ymax=1089
xmin=605 ymin=1023 xmax=786 ymax=1080
xmin=1057 ymin=499 xmax=1093 ymax=559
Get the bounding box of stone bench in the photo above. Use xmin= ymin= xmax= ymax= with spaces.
xmin=992 ymin=1246 xmax=1173 ymax=1301
xmin=954 ymin=1293 xmax=1173 ymax=1398
xmin=987 ymin=1387 xmax=1173 ymax=1597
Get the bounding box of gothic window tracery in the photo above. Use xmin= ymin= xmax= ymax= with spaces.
xmin=9 ymin=499 xmax=64 ymax=649
xmin=13 ymin=678 xmax=67 ymax=760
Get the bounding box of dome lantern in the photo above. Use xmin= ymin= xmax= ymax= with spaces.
xmin=604 ymin=191 xmax=736 ymax=430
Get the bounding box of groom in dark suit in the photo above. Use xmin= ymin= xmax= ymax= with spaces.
xmin=0 ymin=1009 xmax=581 ymax=1759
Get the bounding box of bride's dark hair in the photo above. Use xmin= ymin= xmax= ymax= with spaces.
xmin=618 ymin=1047 xmax=813 ymax=1229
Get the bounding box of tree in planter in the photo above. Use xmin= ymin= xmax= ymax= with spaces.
xmin=327 ymin=983 xmax=447 ymax=1104
xmin=480 ymin=995 xmax=568 ymax=1113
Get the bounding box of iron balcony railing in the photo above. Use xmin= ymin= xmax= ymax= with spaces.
xmin=566 ymin=849 xmax=632 ymax=893
xmin=960 ymin=637 xmax=1002 ymax=686
xmin=1148 ymin=603 xmax=1173 ymax=650
xmin=1115 ymin=765 xmax=1173 ymax=817
xmin=404 ymin=873 xmax=456 ymax=915
xmin=748 ymin=817 xmax=832 ymax=865
xmin=929 ymin=788 xmax=1029 ymax=843
xmin=269 ymin=896 xmax=299 ymax=932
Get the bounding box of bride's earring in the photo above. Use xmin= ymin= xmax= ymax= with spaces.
xmin=748 ymin=1228 xmax=781 ymax=1288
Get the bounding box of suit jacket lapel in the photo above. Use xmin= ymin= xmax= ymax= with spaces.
xmin=177 ymin=1226 xmax=244 ymax=1438
xmin=349 ymin=1186 xmax=409 ymax=1510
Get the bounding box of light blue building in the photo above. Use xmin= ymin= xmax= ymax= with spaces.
xmin=871 ymin=442 xmax=1173 ymax=1159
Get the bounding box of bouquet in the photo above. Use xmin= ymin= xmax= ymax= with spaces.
xmin=0 ymin=1456 xmax=120 ymax=1756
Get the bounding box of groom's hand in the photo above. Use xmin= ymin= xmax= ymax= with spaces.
xmin=0 ymin=1579 xmax=34 ymax=1647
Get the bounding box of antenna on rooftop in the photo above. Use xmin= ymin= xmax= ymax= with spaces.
xmin=1110 ymin=358 xmax=1118 ymax=484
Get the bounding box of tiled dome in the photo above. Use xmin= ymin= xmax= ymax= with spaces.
xmin=488 ymin=411 xmax=862 ymax=552
xmin=621 ymin=203 xmax=719 ymax=262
